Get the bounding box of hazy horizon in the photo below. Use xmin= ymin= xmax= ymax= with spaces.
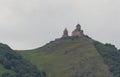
xmin=0 ymin=0 xmax=120 ymax=50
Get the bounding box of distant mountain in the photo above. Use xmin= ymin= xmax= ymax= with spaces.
xmin=0 ymin=43 xmax=46 ymax=77
xmin=18 ymin=36 xmax=120 ymax=77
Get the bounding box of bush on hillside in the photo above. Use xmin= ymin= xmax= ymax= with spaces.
xmin=94 ymin=41 xmax=120 ymax=77
xmin=0 ymin=43 xmax=46 ymax=77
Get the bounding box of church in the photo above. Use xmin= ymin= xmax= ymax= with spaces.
xmin=62 ymin=24 xmax=84 ymax=38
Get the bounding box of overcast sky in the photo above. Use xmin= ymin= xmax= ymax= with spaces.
xmin=0 ymin=0 xmax=120 ymax=50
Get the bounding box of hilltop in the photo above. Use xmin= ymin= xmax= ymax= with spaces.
xmin=18 ymin=24 xmax=120 ymax=77
xmin=0 ymin=24 xmax=119 ymax=77
xmin=18 ymin=36 xmax=120 ymax=77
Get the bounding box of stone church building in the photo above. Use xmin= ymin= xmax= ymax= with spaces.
xmin=62 ymin=24 xmax=84 ymax=38
xmin=72 ymin=24 xmax=84 ymax=37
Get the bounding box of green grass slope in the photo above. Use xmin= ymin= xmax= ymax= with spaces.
xmin=18 ymin=37 xmax=113 ymax=77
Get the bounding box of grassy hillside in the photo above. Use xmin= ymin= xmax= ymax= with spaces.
xmin=0 ymin=43 xmax=46 ymax=77
xmin=18 ymin=37 xmax=113 ymax=77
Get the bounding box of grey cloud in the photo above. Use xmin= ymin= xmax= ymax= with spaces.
xmin=0 ymin=0 xmax=120 ymax=49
